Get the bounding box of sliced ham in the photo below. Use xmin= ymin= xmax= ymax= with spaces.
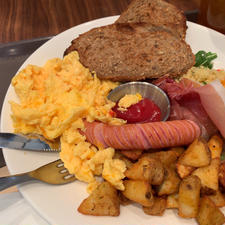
xmin=154 ymin=77 xmax=218 ymax=140
xmin=195 ymin=80 xmax=225 ymax=138
xmin=83 ymin=120 xmax=200 ymax=150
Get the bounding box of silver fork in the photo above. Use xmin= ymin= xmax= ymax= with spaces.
xmin=0 ymin=159 xmax=76 ymax=191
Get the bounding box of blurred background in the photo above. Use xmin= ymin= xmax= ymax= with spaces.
xmin=0 ymin=0 xmax=200 ymax=43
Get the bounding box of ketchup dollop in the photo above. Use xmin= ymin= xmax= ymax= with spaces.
xmin=112 ymin=98 xmax=161 ymax=123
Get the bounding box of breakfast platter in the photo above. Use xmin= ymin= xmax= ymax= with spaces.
xmin=1 ymin=14 xmax=225 ymax=225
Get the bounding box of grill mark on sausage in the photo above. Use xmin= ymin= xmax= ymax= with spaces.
xmin=168 ymin=121 xmax=182 ymax=145
xmin=137 ymin=123 xmax=152 ymax=149
xmin=155 ymin=122 xmax=169 ymax=147
xmin=162 ymin=121 xmax=175 ymax=145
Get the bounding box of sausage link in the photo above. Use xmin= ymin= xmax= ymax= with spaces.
xmin=83 ymin=120 xmax=201 ymax=150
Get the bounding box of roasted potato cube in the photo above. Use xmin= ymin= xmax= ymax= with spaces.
xmin=169 ymin=147 xmax=185 ymax=157
xmin=143 ymin=150 xmax=178 ymax=166
xmin=192 ymin=158 xmax=220 ymax=192
xmin=196 ymin=196 xmax=225 ymax=225
xmin=208 ymin=190 xmax=225 ymax=208
xmin=78 ymin=181 xmax=120 ymax=216
xmin=157 ymin=166 xmax=181 ymax=196
xmin=122 ymin=180 xmax=154 ymax=207
xmin=125 ymin=157 xmax=164 ymax=185
xmin=176 ymin=162 xmax=195 ymax=179
xmin=166 ymin=193 xmax=179 ymax=209
xmin=118 ymin=191 xmax=132 ymax=206
xmin=120 ymin=149 xmax=143 ymax=160
xmin=208 ymin=135 xmax=223 ymax=159
xmin=143 ymin=197 xmax=166 ymax=216
xmin=219 ymin=161 xmax=225 ymax=191
xmin=178 ymin=138 xmax=211 ymax=167
xmin=114 ymin=151 xmax=133 ymax=169
xmin=178 ymin=175 xmax=201 ymax=218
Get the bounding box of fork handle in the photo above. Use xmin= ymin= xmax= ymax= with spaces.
xmin=0 ymin=173 xmax=35 ymax=191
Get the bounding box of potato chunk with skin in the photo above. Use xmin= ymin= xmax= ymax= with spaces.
xmin=143 ymin=150 xmax=178 ymax=166
xmin=178 ymin=138 xmax=211 ymax=167
xmin=178 ymin=175 xmax=201 ymax=218
xmin=78 ymin=181 xmax=120 ymax=216
xmin=122 ymin=180 xmax=154 ymax=207
xmin=208 ymin=135 xmax=223 ymax=159
xmin=196 ymin=196 xmax=225 ymax=225
xmin=192 ymin=158 xmax=220 ymax=192
xmin=169 ymin=147 xmax=185 ymax=157
xmin=208 ymin=190 xmax=225 ymax=208
xmin=120 ymin=149 xmax=143 ymax=160
xmin=166 ymin=193 xmax=179 ymax=209
xmin=176 ymin=162 xmax=195 ymax=179
xmin=125 ymin=157 xmax=164 ymax=185
xmin=219 ymin=161 xmax=225 ymax=191
xmin=143 ymin=197 xmax=167 ymax=216
xmin=157 ymin=166 xmax=181 ymax=196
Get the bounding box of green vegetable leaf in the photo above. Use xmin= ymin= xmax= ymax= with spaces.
xmin=194 ymin=51 xmax=217 ymax=69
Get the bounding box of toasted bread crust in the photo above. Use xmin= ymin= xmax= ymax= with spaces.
xmin=115 ymin=0 xmax=187 ymax=39
xmin=64 ymin=23 xmax=194 ymax=82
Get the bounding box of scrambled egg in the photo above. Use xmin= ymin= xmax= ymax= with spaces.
xmin=118 ymin=93 xmax=142 ymax=111
xmin=10 ymin=51 xmax=127 ymax=192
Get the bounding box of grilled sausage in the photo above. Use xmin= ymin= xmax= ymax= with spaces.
xmin=83 ymin=120 xmax=201 ymax=150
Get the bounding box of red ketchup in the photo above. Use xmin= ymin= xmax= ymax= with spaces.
xmin=112 ymin=98 xmax=161 ymax=123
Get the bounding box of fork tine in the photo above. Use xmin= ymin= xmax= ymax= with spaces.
xmin=28 ymin=159 xmax=76 ymax=185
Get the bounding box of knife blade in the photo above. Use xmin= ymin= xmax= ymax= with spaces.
xmin=0 ymin=133 xmax=60 ymax=152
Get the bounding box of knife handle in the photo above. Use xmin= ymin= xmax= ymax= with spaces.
xmin=0 ymin=173 xmax=35 ymax=191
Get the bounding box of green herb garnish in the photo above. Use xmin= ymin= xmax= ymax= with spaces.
xmin=202 ymin=81 xmax=207 ymax=85
xmin=194 ymin=50 xmax=217 ymax=69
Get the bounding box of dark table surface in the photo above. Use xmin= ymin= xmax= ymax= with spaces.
xmin=0 ymin=0 xmax=200 ymax=43
xmin=0 ymin=0 xmax=200 ymax=168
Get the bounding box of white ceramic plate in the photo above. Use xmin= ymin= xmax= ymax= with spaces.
xmin=1 ymin=16 xmax=225 ymax=225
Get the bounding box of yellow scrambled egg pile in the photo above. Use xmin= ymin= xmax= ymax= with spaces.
xmin=10 ymin=51 xmax=127 ymax=192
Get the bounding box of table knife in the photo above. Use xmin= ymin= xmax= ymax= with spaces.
xmin=0 ymin=133 xmax=60 ymax=152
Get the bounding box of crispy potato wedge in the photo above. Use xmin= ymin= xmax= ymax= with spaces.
xmin=169 ymin=147 xmax=185 ymax=157
xmin=143 ymin=150 xmax=178 ymax=166
xmin=156 ymin=166 xmax=181 ymax=196
xmin=114 ymin=151 xmax=133 ymax=169
xmin=219 ymin=161 xmax=225 ymax=191
xmin=120 ymin=149 xmax=143 ymax=160
xmin=192 ymin=158 xmax=220 ymax=192
xmin=122 ymin=180 xmax=154 ymax=207
xmin=208 ymin=190 xmax=225 ymax=208
xmin=178 ymin=138 xmax=211 ymax=167
xmin=196 ymin=196 xmax=225 ymax=225
xmin=208 ymin=135 xmax=223 ymax=159
xmin=166 ymin=193 xmax=179 ymax=209
xmin=78 ymin=181 xmax=120 ymax=216
xmin=178 ymin=175 xmax=201 ymax=218
xmin=143 ymin=197 xmax=167 ymax=216
xmin=125 ymin=157 xmax=164 ymax=185
xmin=176 ymin=162 xmax=195 ymax=179
xmin=118 ymin=191 xmax=132 ymax=206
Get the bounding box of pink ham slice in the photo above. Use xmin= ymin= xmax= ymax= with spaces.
xmin=195 ymin=80 xmax=225 ymax=138
xmin=83 ymin=120 xmax=201 ymax=150
xmin=154 ymin=77 xmax=218 ymax=140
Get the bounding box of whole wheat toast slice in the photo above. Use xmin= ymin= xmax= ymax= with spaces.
xmin=115 ymin=0 xmax=187 ymax=39
xmin=64 ymin=23 xmax=194 ymax=82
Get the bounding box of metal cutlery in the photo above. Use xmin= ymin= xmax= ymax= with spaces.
xmin=0 ymin=159 xmax=76 ymax=191
xmin=0 ymin=133 xmax=60 ymax=152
